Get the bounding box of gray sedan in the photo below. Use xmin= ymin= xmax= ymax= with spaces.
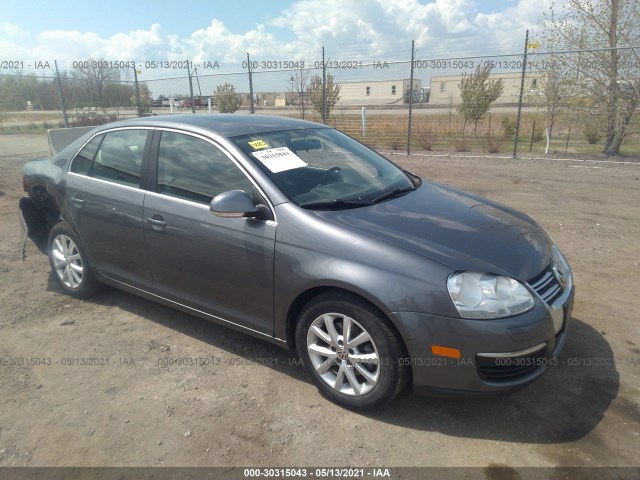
xmin=21 ymin=114 xmax=574 ymax=410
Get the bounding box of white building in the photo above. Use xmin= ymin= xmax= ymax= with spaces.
xmin=429 ymin=72 xmax=545 ymax=105
xmin=336 ymin=79 xmax=422 ymax=107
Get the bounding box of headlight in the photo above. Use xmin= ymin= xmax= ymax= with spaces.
xmin=447 ymin=272 xmax=534 ymax=319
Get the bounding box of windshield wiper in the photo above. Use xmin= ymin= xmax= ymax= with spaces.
xmin=371 ymin=186 xmax=416 ymax=204
xmin=298 ymin=199 xmax=371 ymax=210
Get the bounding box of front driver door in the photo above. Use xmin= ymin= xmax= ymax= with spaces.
xmin=143 ymin=130 xmax=276 ymax=335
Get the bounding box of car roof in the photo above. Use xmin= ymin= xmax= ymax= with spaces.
xmin=97 ymin=114 xmax=328 ymax=138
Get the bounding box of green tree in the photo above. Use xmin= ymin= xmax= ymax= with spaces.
xmin=130 ymin=83 xmax=152 ymax=114
xmin=457 ymin=65 xmax=504 ymax=137
xmin=214 ymin=83 xmax=242 ymax=113
xmin=540 ymin=0 xmax=640 ymax=155
xmin=308 ymin=74 xmax=341 ymax=120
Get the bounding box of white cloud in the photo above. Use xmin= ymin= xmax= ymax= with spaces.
xmin=188 ymin=20 xmax=281 ymax=63
xmin=267 ymin=0 xmax=548 ymax=59
xmin=0 ymin=0 xmax=551 ymax=67
xmin=0 ymin=22 xmax=28 ymax=37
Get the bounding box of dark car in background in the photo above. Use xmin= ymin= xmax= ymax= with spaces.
xmin=20 ymin=115 xmax=574 ymax=410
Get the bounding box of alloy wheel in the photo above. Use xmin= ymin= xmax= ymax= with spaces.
xmin=306 ymin=313 xmax=380 ymax=396
xmin=51 ymin=234 xmax=84 ymax=289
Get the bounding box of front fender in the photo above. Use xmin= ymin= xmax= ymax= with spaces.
xmin=272 ymin=203 xmax=458 ymax=341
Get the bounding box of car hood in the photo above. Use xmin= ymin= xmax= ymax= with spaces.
xmin=316 ymin=181 xmax=552 ymax=281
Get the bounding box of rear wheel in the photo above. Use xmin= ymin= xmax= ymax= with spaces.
xmin=48 ymin=223 xmax=101 ymax=297
xmin=296 ymin=291 xmax=408 ymax=410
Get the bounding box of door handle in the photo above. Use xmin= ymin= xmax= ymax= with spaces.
xmin=70 ymin=196 xmax=85 ymax=207
xmin=146 ymin=215 xmax=167 ymax=230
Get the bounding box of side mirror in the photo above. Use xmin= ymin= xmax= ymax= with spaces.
xmin=210 ymin=190 xmax=266 ymax=219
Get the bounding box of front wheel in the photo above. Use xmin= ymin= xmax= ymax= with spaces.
xmin=48 ymin=223 xmax=101 ymax=297
xmin=296 ymin=292 xmax=408 ymax=410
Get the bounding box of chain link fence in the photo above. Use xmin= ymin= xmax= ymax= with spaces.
xmin=1 ymin=41 xmax=639 ymax=157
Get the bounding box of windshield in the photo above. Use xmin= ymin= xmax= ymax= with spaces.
xmin=232 ymin=127 xmax=419 ymax=209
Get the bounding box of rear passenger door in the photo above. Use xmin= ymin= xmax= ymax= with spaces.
xmin=143 ymin=130 xmax=276 ymax=334
xmin=66 ymin=128 xmax=152 ymax=287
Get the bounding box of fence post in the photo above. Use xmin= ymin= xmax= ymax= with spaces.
xmin=512 ymin=29 xmax=529 ymax=159
xmin=529 ymin=120 xmax=536 ymax=153
xmin=362 ymin=107 xmax=367 ymax=137
xmin=247 ymin=53 xmax=255 ymax=114
xmin=133 ymin=63 xmax=143 ymax=117
xmin=322 ymin=46 xmax=327 ymax=124
xmin=407 ymin=40 xmax=416 ymax=155
xmin=54 ymin=61 xmax=69 ymax=127
xmin=187 ymin=61 xmax=195 ymax=114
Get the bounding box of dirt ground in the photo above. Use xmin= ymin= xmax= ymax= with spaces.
xmin=0 ymin=133 xmax=638 ymax=470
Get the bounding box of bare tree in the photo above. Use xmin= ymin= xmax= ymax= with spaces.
xmin=541 ymin=0 xmax=640 ymax=155
xmin=290 ymin=68 xmax=311 ymax=119
xmin=528 ymin=71 xmax=568 ymax=144
xmin=73 ymin=58 xmax=119 ymax=109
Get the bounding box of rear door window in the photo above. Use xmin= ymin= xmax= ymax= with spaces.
xmin=92 ymin=130 xmax=148 ymax=187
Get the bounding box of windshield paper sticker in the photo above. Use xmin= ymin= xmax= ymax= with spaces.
xmin=251 ymin=147 xmax=308 ymax=173
xmin=248 ymin=140 xmax=269 ymax=150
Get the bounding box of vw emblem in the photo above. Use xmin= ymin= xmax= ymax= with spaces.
xmin=552 ymin=262 xmax=567 ymax=289
xmin=336 ymin=347 xmax=349 ymax=362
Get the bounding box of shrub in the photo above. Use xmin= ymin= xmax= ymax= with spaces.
xmin=452 ymin=137 xmax=471 ymax=152
xmin=484 ymin=134 xmax=505 ymax=153
xmin=388 ymin=131 xmax=405 ymax=150
xmin=584 ymin=125 xmax=602 ymax=144
xmin=501 ymin=117 xmax=516 ymax=139
xmin=71 ymin=112 xmax=119 ymax=127
xmin=214 ymin=83 xmax=242 ymax=113
xmin=412 ymin=126 xmax=439 ymax=151
xmin=532 ymin=125 xmax=544 ymax=143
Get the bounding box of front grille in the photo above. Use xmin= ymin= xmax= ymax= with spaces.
xmin=528 ymin=266 xmax=564 ymax=306
xmin=476 ymin=345 xmax=547 ymax=383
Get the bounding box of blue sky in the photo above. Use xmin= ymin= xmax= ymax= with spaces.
xmin=0 ymin=0 xmax=549 ymax=67
xmin=1 ymin=0 xmax=295 ymax=40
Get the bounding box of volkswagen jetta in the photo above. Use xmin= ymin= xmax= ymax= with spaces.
xmin=20 ymin=115 xmax=574 ymax=410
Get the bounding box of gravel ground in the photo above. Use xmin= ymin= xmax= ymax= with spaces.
xmin=0 ymin=133 xmax=638 ymax=469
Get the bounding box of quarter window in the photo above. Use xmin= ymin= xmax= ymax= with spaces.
xmin=70 ymin=134 xmax=104 ymax=175
xmin=92 ymin=130 xmax=147 ymax=187
xmin=157 ymin=131 xmax=254 ymax=204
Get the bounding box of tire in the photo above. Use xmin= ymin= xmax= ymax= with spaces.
xmin=48 ymin=223 xmax=101 ymax=298
xmin=296 ymin=291 xmax=408 ymax=410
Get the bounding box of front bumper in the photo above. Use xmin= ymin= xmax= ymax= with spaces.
xmin=391 ymin=285 xmax=575 ymax=396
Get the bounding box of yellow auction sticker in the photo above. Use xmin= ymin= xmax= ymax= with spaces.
xmin=248 ymin=140 xmax=269 ymax=150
